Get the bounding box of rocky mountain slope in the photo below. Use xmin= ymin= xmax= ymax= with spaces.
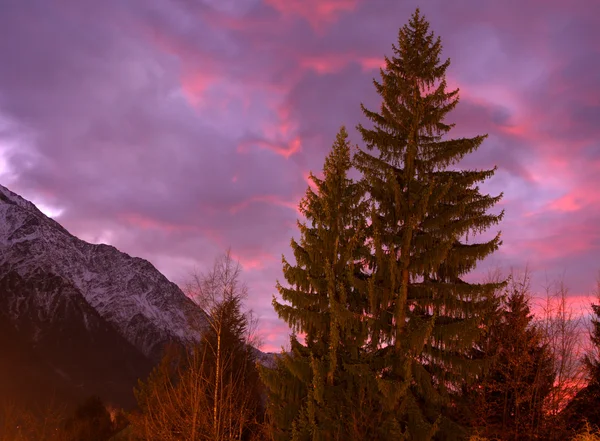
xmin=0 ymin=268 xmax=153 ymax=408
xmin=0 ymin=184 xmax=207 ymax=361
xmin=0 ymin=183 xmax=211 ymax=407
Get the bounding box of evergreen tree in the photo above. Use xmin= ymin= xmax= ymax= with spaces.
xmin=63 ymin=396 xmax=115 ymax=441
xmin=584 ymin=278 xmax=600 ymax=387
xmin=260 ymin=335 xmax=312 ymax=441
xmin=261 ymin=127 xmax=375 ymax=440
xmin=561 ymin=277 xmax=600 ymax=433
xmin=354 ymin=9 xmax=505 ymax=439
xmin=468 ymin=273 xmax=554 ymax=440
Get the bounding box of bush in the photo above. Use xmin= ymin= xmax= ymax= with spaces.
xmin=571 ymin=422 xmax=600 ymax=441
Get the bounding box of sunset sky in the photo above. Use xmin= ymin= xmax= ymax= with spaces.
xmin=1 ymin=0 xmax=599 ymax=351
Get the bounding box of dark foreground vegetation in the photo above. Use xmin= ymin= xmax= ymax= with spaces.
xmin=3 ymin=261 xmax=599 ymax=441
xmin=1 ymin=9 xmax=599 ymax=441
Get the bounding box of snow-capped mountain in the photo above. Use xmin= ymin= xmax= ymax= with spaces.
xmin=0 ymin=183 xmax=207 ymax=361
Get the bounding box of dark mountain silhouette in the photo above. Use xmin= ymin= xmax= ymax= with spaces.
xmin=0 ymin=184 xmax=208 ymax=409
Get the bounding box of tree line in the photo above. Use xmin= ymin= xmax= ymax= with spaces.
xmin=1 ymin=8 xmax=600 ymax=441
xmin=259 ymin=9 xmax=600 ymax=440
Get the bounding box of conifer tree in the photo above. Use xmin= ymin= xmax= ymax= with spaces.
xmin=561 ymin=276 xmax=600 ymax=433
xmin=468 ymin=273 xmax=554 ymax=441
xmin=261 ymin=127 xmax=374 ymax=440
xmin=584 ymin=277 xmax=600 ymax=387
xmin=354 ymin=9 xmax=505 ymax=439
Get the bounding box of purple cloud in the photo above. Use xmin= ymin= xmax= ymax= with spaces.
xmin=1 ymin=0 xmax=599 ymax=351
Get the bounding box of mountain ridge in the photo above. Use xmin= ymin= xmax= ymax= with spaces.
xmin=0 ymin=183 xmax=207 ymax=361
xmin=0 ymin=183 xmax=214 ymax=407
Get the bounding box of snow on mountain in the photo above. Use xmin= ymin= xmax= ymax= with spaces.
xmin=0 ymin=184 xmax=207 ymax=360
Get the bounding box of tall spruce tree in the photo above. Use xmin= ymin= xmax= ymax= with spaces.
xmin=354 ymin=9 xmax=505 ymax=439
xmin=261 ymin=127 xmax=374 ymax=440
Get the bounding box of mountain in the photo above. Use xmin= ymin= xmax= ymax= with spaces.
xmin=0 ymin=184 xmax=207 ymax=359
xmin=0 ymin=183 xmax=208 ymax=408
xmin=0 ymin=268 xmax=153 ymax=409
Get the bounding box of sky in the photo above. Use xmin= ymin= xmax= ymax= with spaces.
xmin=0 ymin=0 xmax=599 ymax=352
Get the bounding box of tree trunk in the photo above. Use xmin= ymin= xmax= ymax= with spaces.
xmin=214 ymin=326 xmax=222 ymax=440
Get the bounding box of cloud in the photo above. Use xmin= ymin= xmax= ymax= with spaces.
xmin=264 ymin=0 xmax=358 ymax=30
xmin=0 ymin=0 xmax=599 ymax=348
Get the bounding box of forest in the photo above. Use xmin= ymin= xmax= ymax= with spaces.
xmin=1 ymin=8 xmax=599 ymax=441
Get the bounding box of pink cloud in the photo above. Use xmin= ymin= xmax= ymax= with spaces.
xmin=229 ymin=249 xmax=277 ymax=271
xmin=528 ymin=160 xmax=600 ymax=217
xmin=258 ymin=324 xmax=291 ymax=352
xmin=359 ymin=56 xmax=386 ymax=71
xmin=302 ymin=171 xmax=318 ymax=192
xmin=300 ymin=54 xmax=348 ymax=74
xmin=264 ymin=0 xmax=358 ymax=29
xmin=548 ymin=194 xmax=587 ymax=213
xmin=523 ymin=235 xmax=594 ymax=262
xmin=229 ymin=194 xmax=298 ymax=214
xmin=180 ymin=72 xmax=218 ymax=106
xmin=120 ymin=212 xmax=198 ymax=234
xmin=299 ymin=53 xmax=386 ymax=74
xmin=257 ymin=324 xmax=306 ymax=353
xmin=237 ymin=137 xmax=302 ymax=159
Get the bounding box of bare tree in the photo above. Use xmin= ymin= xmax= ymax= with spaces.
xmin=186 ymin=250 xmax=263 ymax=440
xmin=132 ymin=250 xmax=264 ymax=440
xmin=538 ymin=276 xmax=587 ymax=418
xmin=132 ymin=343 xmax=215 ymax=440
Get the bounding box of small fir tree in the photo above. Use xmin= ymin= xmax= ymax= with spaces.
xmin=561 ymin=276 xmax=600 ymax=433
xmin=584 ymin=277 xmax=600 ymax=387
xmin=468 ymin=273 xmax=554 ymax=441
